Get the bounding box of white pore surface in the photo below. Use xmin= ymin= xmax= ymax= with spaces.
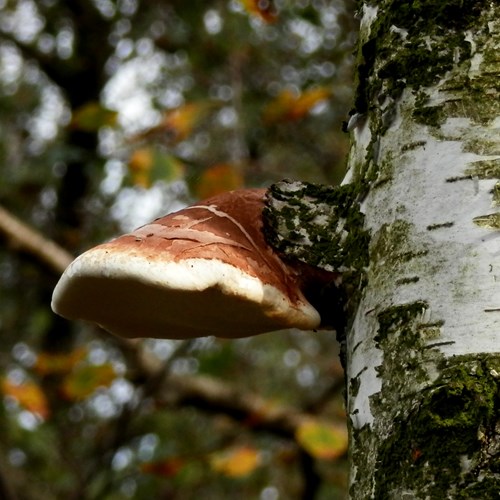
xmin=51 ymin=247 xmax=320 ymax=339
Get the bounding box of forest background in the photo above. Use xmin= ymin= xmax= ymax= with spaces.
xmin=0 ymin=1 xmax=357 ymax=498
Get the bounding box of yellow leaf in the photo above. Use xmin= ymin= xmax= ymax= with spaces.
xmin=34 ymin=348 xmax=86 ymax=376
xmin=128 ymin=147 xmax=185 ymax=188
xmin=61 ymin=363 xmax=116 ymax=401
xmin=210 ymin=446 xmax=261 ymax=477
xmin=128 ymin=148 xmax=154 ymax=188
xmin=129 ymin=148 xmax=153 ymax=172
xmin=71 ymin=102 xmax=117 ymax=131
xmin=263 ymin=87 xmax=331 ymax=123
xmin=295 ymin=420 xmax=348 ymax=460
xmin=194 ymin=164 xmax=244 ymax=199
xmin=1 ymin=378 xmax=50 ymax=419
xmin=240 ymin=0 xmax=277 ymax=23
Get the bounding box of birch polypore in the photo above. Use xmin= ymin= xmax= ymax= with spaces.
xmin=52 ymin=189 xmax=326 ymax=339
xmin=346 ymin=2 xmax=500 ymax=498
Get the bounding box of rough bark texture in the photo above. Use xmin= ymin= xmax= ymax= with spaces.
xmin=345 ymin=1 xmax=500 ymax=498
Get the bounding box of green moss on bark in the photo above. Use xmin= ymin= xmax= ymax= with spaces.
xmin=374 ymin=356 xmax=500 ymax=498
xmin=465 ymin=159 xmax=500 ymax=179
xmin=375 ymin=301 xmax=429 ymax=345
xmin=350 ymin=298 xmax=500 ymax=498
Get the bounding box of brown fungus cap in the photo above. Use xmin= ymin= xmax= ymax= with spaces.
xmin=51 ymin=189 xmax=321 ymax=339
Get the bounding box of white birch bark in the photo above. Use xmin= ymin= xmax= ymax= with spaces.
xmin=345 ymin=2 xmax=500 ymax=498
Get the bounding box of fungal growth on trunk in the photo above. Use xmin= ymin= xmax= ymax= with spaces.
xmin=52 ymin=181 xmax=367 ymax=340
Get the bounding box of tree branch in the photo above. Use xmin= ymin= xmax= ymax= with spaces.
xmin=118 ymin=336 xmax=327 ymax=438
xmin=160 ymin=372 xmax=309 ymax=438
xmin=0 ymin=205 xmax=73 ymax=274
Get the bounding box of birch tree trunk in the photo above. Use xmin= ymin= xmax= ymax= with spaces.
xmin=345 ymin=2 xmax=500 ymax=498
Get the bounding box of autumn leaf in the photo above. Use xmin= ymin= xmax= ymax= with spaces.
xmin=295 ymin=420 xmax=348 ymax=460
xmin=240 ymin=0 xmax=277 ymax=23
xmin=1 ymin=378 xmax=50 ymax=419
xmin=133 ymin=102 xmax=212 ymax=144
xmin=162 ymin=103 xmax=209 ymax=141
xmin=210 ymin=446 xmax=261 ymax=477
xmin=194 ymin=164 xmax=244 ymax=199
xmin=141 ymin=458 xmax=185 ymax=477
xmin=71 ymin=102 xmax=117 ymax=131
xmin=263 ymin=87 xmax=331 ymax=123
xmin=128 ymin=147 xmax=184 ymax=188
xmin=34 ymin=348 xmax=86 ymax=376
xmin=61 ymin=363 xmax=116 ymax=401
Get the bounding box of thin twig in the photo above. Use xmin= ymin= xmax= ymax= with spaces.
xmin=0 ymin=205 xmax=73 ymax=274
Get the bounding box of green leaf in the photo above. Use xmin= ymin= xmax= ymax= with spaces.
xmin=71 ymin=102 xmax=117 ymax=131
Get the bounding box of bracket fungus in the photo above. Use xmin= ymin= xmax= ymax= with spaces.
xmin=52 ymin=187 xmax=339 ymax=340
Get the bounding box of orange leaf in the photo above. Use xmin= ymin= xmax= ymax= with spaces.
xmin=210 ymin=446 xmax=261 ymax=477
xmin=34 ymin=348 xmax=86 ymax=376
xmin=244 ymin=399 xmax=284 ymax=427
xmin=295 ymin=420 xmax=348 ymax=460
xmin=130 ymin=102 xmax=212 ymax=144
xmin=141 ymin=458 xmax=185 ymax=477
xmin=1 ymin=378 xmax=50 ymax=419
xmin=154 ymin=103 xmax=212 ymax=143
xmin=61 ymin=363 xmax=116 ymax=401
xmin=240 ymin=0 xmax=277 ymax=23
xmin=263 ymin=87 xmax=331 ymax=123
xmin=194 ymin=164 xmax=244 ymax=199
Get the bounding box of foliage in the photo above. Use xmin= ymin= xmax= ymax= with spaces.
xmin=0 ymin=0 xmax=356 ymax=498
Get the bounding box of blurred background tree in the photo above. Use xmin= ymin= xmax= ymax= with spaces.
xmin=0 ymin=1 xmax=357 ymax=498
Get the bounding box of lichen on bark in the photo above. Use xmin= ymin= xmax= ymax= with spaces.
xmin=263 ymin=179 xmax=370 ymax=274
xmin=353 ymin=0 xmax=493 ymax=130
xmin=262 ymin=179 xmax=371 ymax=356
